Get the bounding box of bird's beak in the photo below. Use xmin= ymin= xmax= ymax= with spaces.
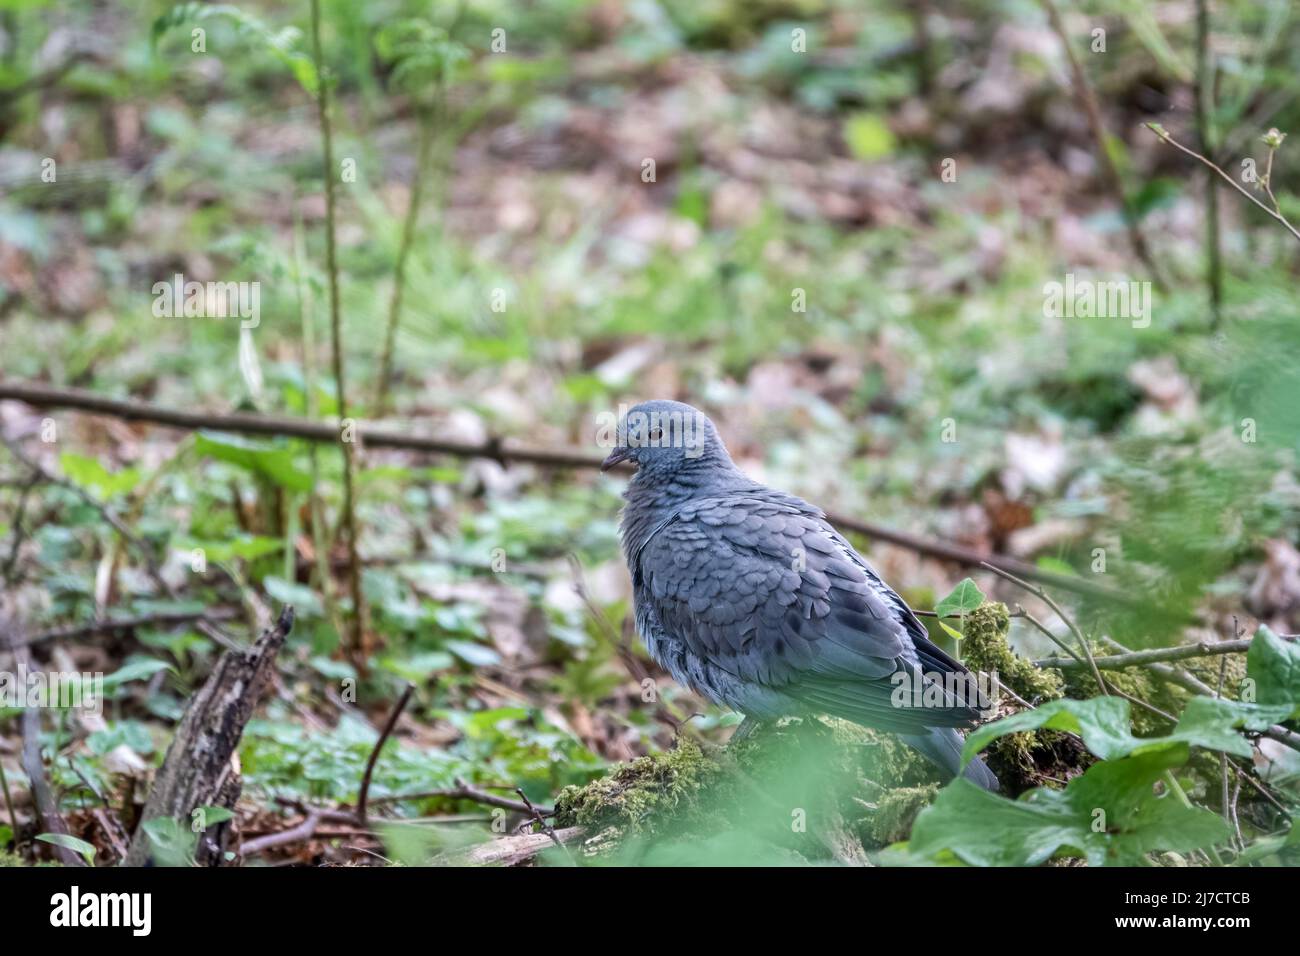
xmin=600 ymin=447 xmax=632 ymax=472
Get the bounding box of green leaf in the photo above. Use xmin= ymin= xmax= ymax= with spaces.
xmin=938 ymin=620 xmax=964 ymax=641
xmin=36 ymin=832 xmax=96 ymax=864
xmin=102 ymin=658 xmax=173 ymax=692
xmin=911 ymin=747 xmax=1229 ymax=867
xmin=59 ymin=453 xmax=141 ymax=498
xmin=177 ymin=534 xmax=282 ymax=563
xmin=194 ymin=806 xmax=235 ymax=826
xmin=1171 ymin=697 xmax=1293 ymax=757
xmin=195 ymin=432 xmax=312 ymax=492
xmin=152 ymin=3 xmax=318 ymax=94
xmin=376 ymin=651 xmax=453 ymax=682
xmin=844 ymin=112 xmax=896 ymax=162
xmin=963 ymin=695 xmax=1290 ymax=765
xmin=263 ymin=575 xmax=324 ymax=618
xmin=444 ymin=640 xmax=500 ymax=667
xmin=142 ymin=817 xmax=198 ymax=867
xmin=1247 ymin=625 xmax=1300 ymax=713
xmin=934 ymin=578 xmax=985 ymax=618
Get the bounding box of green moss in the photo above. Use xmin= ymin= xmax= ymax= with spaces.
xmin=0 ymin=849 xmax=60 ymax=867
xmin=1065 ymin=660 xmax=1188 ymax=736
xmin=554 ymin=737 xmax=719 ymax=835
xmin=962 ymin=601 xmax=1064 ymax=702
xmin=862 ymin=784 xmax=938 ymax=845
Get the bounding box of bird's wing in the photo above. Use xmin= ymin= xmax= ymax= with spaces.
xmin=635 ymin=494 xmax=981 ymax=732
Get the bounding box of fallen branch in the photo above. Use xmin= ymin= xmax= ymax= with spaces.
xmin=17 ymin=607 xmax=241 ymax=648
xmin=372 ymin=780 xmax=553 ymax=817
xmin=123 ymin=606 xmax=295 ymax=866
xmin=0 ymin=380 xmax=1137 ymax=603
xmin=240 ymin=810 xmax=323 ymax=858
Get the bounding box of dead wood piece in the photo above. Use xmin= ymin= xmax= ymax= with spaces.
xmin=123 ymin=607 xmax=294 ymax=866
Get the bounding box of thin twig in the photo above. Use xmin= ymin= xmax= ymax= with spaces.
xmin=356 ymin=682 xmax=415 ymax=825
xmin=241 ymin=810 xmax=323 ymax=857
xmin=515 ymin=787 xmax=573 ymax=864
xmin=1032 ymin=635 xmax=1291 ymax=670
xmin=375 ymin=109 xmax=437 ymax=414
xmin=370 ymin=782 xmax=552 ymax=816
xmin=1146 ymin=123 xmax=1300 ymax=243
xmin=17 ymin=607 xmax=241 ymax=648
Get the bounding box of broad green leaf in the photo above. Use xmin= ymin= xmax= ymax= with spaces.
xmin=1171 ymin=697 xmax=1293 ymax=757
xmin=36 ymin=833 xmax=96 ymax=863
xmin=195 ymin=432 xmax=312 ymax=492
xmin=263 ymin=575 xmax=324 ymax=618
xmin=142 ymin=817 xmax=198 ymax=867
xmin=963 ymin=695 xmax=1290 ymax=765
xmin=444 ymin=640 xmax=500 ymax=667
xmin=194 ymin=806 xmax=235 ymax=826
xmin=1247 ymin=625 xmax=1300 ymax=714
xmin=911 ymin=747 xmax=1229 ymax=867
xmin=934 ymin=578 xmax=986 ymax=618
xmin=377 ymin=651 xmax=453 ymax=682
xmin=177 ymin=535 xmax=282 ymax=563
xmin=102 ymin=658 xmax=173 ymax=692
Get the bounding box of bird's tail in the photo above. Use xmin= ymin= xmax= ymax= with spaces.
xmin=899 ymin=727 xmax=999 ymax=792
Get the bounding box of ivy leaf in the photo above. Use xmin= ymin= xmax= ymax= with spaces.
xmin=1247 ymin=625 xmax=1300 ymax=714
xmin=911 ymin=747 xmax=1229 ymax=866
xmin=963 ymin=695 xmax=1291 ymax=765
xmin=934 ymin=578 xmax=985 ymax=618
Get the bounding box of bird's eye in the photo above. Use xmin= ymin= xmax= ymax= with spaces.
xmin=647 ymin=426 xmax=663 ymax=444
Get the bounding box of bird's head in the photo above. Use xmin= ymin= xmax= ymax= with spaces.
xmin=599 ymin=400 xmax=732 ymax=481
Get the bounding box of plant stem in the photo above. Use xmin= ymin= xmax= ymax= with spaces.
xmin=374 ymin=108 xmax=436 ymax=416
xmin=292 ymin=197 xmax=345 ymax=641
xmin=1195 ymin=0 xmax=1223 ymax=328
xmin=309 ymin=0 xmax=368 ymax=668
xmin=1038 ymin=0 xmax=1166 ymax=290
xmin=1146 ymin=123 xmax=1300 ymax=243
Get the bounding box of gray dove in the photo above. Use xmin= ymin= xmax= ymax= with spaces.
xmin=602 ymin=399 xmax=999 ymax=790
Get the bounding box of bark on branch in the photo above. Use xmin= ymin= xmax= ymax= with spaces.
xmin=123 ymin=607 xmax=295 ymax=866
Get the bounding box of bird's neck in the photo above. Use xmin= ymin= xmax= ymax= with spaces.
xmin=621 ymin=458 xmax=751 ymax=551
